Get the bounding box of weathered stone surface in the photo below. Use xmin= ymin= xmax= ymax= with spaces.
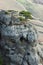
xmin=0 ymin=14 xmax=43 ymax=65
xmin=9 ymin=53 xmax=23 ymax=65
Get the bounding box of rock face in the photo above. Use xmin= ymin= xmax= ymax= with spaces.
xmin=0 ymin=18 xmax=43 ymax=65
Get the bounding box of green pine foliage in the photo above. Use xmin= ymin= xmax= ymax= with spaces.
xmin=19 ymin=11 xmax=33 ymax=19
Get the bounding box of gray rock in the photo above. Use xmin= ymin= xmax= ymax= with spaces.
xmin=9 ymin=50 xmax=15 ymax=55
xmin=9 ymin=53 xmax=23 ymax=65
xmin=25 ymin=52 xmax=40 ymax=65
xmin=23 ymin=61 xmax=28 ymax=65
xmin=10 ymin=63 xmax=15 ymax=65
xmin=1 ymin=14 xmax=43 ymax=65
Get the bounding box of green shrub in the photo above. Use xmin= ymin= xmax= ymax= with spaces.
xmin=5 ymin=11 xmax=9 ymax=14
xmin=18 ymin=17 xmax=25 ymax=21
xmin=8 ymin=10 xmax=18 ymax=13
xmin=8 ymin=10 xmax=14 ymax=12
xmin=0 ymin=55 xmax=3 ymax=65
xmin=19 ymin=11 xmax=33 ymax=19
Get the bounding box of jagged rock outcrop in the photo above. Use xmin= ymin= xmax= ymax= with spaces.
xmin=0 ymin=19 xmax=43 ymax=65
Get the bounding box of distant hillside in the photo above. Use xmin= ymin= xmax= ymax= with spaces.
xmin=33 ymin=0 xmax=43 ymax=4
xmin=0 ymin=0 xmax=26 ymax=11
xmin=17 ymin=0 xmax=43 ymax=21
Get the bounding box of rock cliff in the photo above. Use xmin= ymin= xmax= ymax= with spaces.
xmin=0 ymin=10 xmax=43 ymax=65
